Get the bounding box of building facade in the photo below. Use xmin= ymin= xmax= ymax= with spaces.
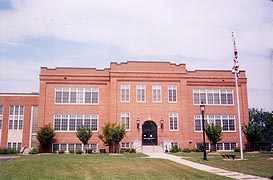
xmin=38 ymin=61 xmax=249 ymax=152
xmin=0 ymin=61 xmax=249 ymax=152
xmin=0 ymin=93 xmax=39 ymax=150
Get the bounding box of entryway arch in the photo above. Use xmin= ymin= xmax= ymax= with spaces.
xmin=142 ymin=121 xmax=157 ymax=145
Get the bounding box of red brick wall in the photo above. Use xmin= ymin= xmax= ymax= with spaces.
xmin=0 ymin=94 xmax=39 ymax=148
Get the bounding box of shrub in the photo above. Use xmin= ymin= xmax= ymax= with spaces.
xmin=182 ymin=148 xmax=191 ymax=153
xmin=69 ymin=150 xmax=75 ymax=154
xmin=76 ymin=150 xmax=83 ymax=154
xmin=129 ymin=148 xmax=136 ymax=153
xmin=59 ymin=150 xmax=65 ymax=154
xmin=234 ymin=147 xmax=240 ymax=152
xmin=29 ymin=148 xmax=40 ymax=155
xmin=192 ymin=148 xmax=201 ymax=152
xmin=170 ymin=145 xmax=180 ymax=153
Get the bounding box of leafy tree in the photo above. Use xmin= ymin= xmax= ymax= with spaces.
xmin=243 ymin=108 xmax=273 ymax=151
xmin=37 ymin=123 xmax=55 ymax=152
xmin=205 ymin=124 xmax=222 ymax=152
xmin=99 ymin=122 xmax=126 ymax=153
xmin=76 ymin=126 xmax=93 ymax=153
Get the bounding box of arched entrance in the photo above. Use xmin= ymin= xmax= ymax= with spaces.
xmin=142 ymin=121 xmax=157 ymax=145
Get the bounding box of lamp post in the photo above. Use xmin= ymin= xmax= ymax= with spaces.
xmin=200 ymin=102 xmax=207 ymax=161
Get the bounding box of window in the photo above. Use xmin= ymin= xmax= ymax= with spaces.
xmin=7 ymin=142 xmax=22 ymax=151
xmin=91 ymin=115 xmax=98 ymax=131
xmin=152 ymin=85 xmax=162 ymax=102
xmin=68 ymin=144 xmax=75 ymax=151
xmin=52 ymin=144 xmax=59 ymax=152
xmin=0 ymin=105 xmax=3 ymax=129
xmin=168 ymin=85 xmax=177 ymax=102
xmin=89 ymin=144 xmax=98 ymax=152
xmin=60 ymin=144 xmax=67 ymax=151
xmin=136 ymin=84 xmax=146 ymax=102
xmin=31 ymin=106 xmax=38 ymax=133
xmin=9 ymin=105 xmax=24 ymax=130
xmin=121 ymin=84 xmax=130 ymax=102
xmin=193 ymin=89 xmax=233 ymax=105
xmin=196 ymin=143 xmax=209 ymax=151
xmin=121 ymin=112 xmax=130 ymax=131
xmin=121 ymin=142 xmax=130 ymax=149
xmin=194 ymin=115 xmax=235 ymax=132
xmin=216 ymin=143 xmax=223 ymax=150
xmin=55 ymin=87 xmax=99 ymax=104
xmin=54 ymin=114 xmax=98 ymax=132
xmin=169 ymin=112 xmax=178 ymax=131
xmin=31 ymin=106 xmax=38 ymax=147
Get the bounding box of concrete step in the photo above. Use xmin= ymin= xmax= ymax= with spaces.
xmin=142 ymin=146 xmax=164 ymax=153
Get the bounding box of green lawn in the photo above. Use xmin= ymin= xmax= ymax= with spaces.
xmin=173 ymin=151 xmax=273 ymax=179
xmin=0 ymin=153 xmax=232 ymax=180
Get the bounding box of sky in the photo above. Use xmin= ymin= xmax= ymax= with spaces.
xmin=0 ymin=0 xmax=272 ymax=111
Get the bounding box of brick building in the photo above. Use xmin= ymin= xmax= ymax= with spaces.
xmin=0 ymin=61 xmax=249 ymax=152
xmin=0 ymin=93 xmax=39 ymax=150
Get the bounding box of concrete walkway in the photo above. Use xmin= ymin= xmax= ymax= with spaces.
xmin=145 ymin=152 xmax=270 ymax=180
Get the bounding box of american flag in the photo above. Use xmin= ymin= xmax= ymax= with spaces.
xmin=232 ymin=32 xmax=239 ymax=73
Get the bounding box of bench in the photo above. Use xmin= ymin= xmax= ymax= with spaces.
xmin=222 ymin=154 xmax=236 ymax=160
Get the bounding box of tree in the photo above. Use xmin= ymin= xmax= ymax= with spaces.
xmin=205 ymin=124 xmax=222 ymax=152
xmin=243 ymin=108 xmax=273 ymax=151
xmin=76 ymin=126 xmax=93 ymax=153
xmin=37 ymin=123 xmax=55 ymax=152
xmin=98 ymin=122 xmax=126 ymax=153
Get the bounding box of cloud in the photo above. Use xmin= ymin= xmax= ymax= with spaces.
xmin=1 ymin=0 xmax=272 ymax=59
xmin=0 ymin=0 xmax=272 ymax=110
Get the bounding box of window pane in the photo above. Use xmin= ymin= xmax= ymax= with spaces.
xmin=85 ymin=88 xmax=92 ymax=103
xmin=91 ymin=90 xmax=99 ymax=104
xmin=70 ymin=88 xmax=77 ymax=103
xmin=63 ymin=88 xmax=69 ymax=103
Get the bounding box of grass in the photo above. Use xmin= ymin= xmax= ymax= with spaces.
xmin=172 ymin=151 xmax=273 ymax=179
xmin=0 ymin=153 xmax=232 ymax=180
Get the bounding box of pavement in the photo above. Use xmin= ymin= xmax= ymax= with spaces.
xmin=145 ymin=152 xmax=271 ymax=180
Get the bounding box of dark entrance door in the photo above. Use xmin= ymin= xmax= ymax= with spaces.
xmin=142 ymin=121 xmax=157 ymax=145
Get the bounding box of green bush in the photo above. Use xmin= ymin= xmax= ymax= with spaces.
xmin=69 ymin=150 xmax=75 ymax=154
xmin=234 ymin=147 xmax=240 ymax=152
xmin=182 ymin=148 xmax=192 ymax=153
xmin=76 ymin=150 xmax=83 ymax=154
xmin=29 ymin=148 xmax=40 ymax=155
xmin=129 ymin=148 xmax=136 ymax=153
xmin=192 ymin=148 xmax=201 ymax=152
xmin=59 ymin=150 xmax=65 ymax=154
xmin=170 ymin=145 xmax=180 ymax=153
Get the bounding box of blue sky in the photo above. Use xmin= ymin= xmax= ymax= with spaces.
xmin=0 ymin=0 xmax=272 ymax=111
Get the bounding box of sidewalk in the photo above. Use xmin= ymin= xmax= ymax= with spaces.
xmin=145 ymin=152 xmax=270 ymax=180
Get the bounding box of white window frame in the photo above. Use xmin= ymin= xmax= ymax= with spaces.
xmin=121 ymin=142 xmax=130 ymax=149
xmin=120 ymin=84 xmax=130 ymax=102
xmin=55 ymin=87 xmax=99 ymax=105
xmin=0 ymin=105 xmax=3 ymax=130
xmin=194 ymin=115 xmax=236 ymax=132
xmin=136 ymin=84 xmax=146 ymax=102
xmin=152 ymin=85 xmax=162 ymax=102
xmin=121 ymin=112 xmax=130 ymax=131
xmin=54 ymin=114 xmax=99 ymax=132
xmin=169 ymin=112 xmax=179 ymax=131
xmin=193 ymin=89 xmax=234 ymax=105
xmin=168 ymin=85 xmax=177 ymax=103
xmin=8 ymin=105 xmax=24 ymax=130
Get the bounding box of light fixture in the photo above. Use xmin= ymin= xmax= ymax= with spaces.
xmin=160 ymin=118 xmax=164 ymax=129
xmin=136 ymin=118 xmax=140 ymax=129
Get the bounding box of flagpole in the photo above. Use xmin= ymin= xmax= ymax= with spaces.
xmin=235 ymin=72 xmax=243 ymax=159
xmin=232 ymin=32 xmax=243 ymax=159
